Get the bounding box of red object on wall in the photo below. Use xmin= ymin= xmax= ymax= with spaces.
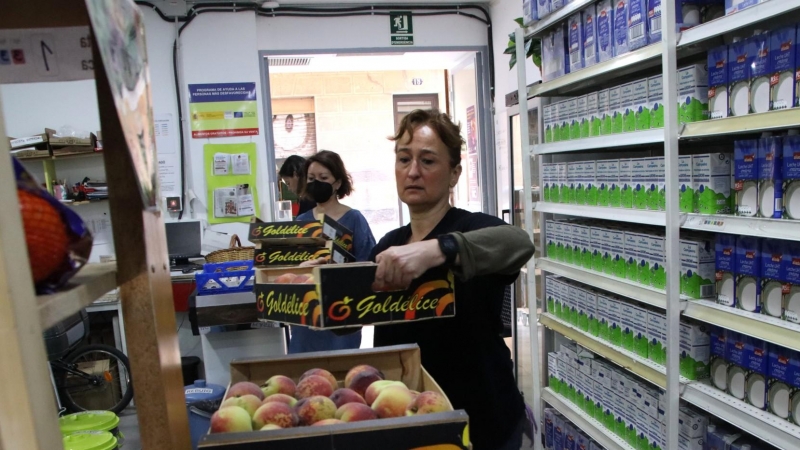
xmin=172 ymin=281 xmax=196 ymax=312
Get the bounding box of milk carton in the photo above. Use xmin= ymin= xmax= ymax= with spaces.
xmin=680 ymin=321 xmax=711 ymax=380
xmin=678 ymin=64 xmax=709 ymax=123
xmin=577 ymin=95 xmax=589 ymax=139
xmin=705 ymin=425 xmax=741 ymax=450
xmin=681 ymin=235 xmax=716 ymax=299
xmin=597 ymin=294 xmax=614 ymax=342
xmin=679 ymin=155 xmax=694 ymax=213
xmin=568 ymin=97 xmax=581 ymax=141
xmin=584 ymin=161 xmax=598 ymax=205
xmin=735 ymin=235 xmax=761 ymax=313
xmin=587 ymin=92 xmax=601 ymax=137
xmin=728 ymin=38 xmax=752 ymax=117
xmin=648 ymin=0 xmax=662 ymax=44
xmin=767 ymin=346 xmax=800 ymax=421
xmin=614 ymin=0 xmax=631 ymax=56
xmin=590 ymin=226 xmax=604 ymax=272
xmin=538 ymin=0 xmax=552 ymax=19
xmin=715 ymin=234 xmax=737 ymax=307
xmin=599 ymin=227 xmax=614 ymax=275
xmin=553 ymin=413 xmax=565 ymax=450
xmin=573 ymin=163 xmax=587 ymax=205
xmin=607 ymin=159 xmax=621 ymax=207
xmin=693 ymin=153 xmax=732 ymax=214
xmin=636 ymin=232 xmax=652 ymax=286
xmin=621 ymin=81 xmax=637 ymax=133
xmin=710 ymin=326 xmax=730 ymax=390
xmin=782 ymin=241 xmax=800 ymax=324
xmin=558 ymin=101 xmax=570 ymax=141
xmin=633 ymin=78 xmax=650 ymax=130
xmin=628 ymin=0 xmax=649 ymax=51
xmin=770 ymin=27 xmax=796 ymax=111
xmin=546 ymin=221 xmax=557 ymax=261
xmin=565 ymin=223 xmax=579 ymax=266
xmin=576 ymin=223 xmax=593 ymax=269
xmin=558 ymin=163 xmax=570 ymax=205
xmin=758 ymin=136 xmax=783 ymax=219
xmin=619 ymin=158 xmax=633 ymax=208
xmin=568 ymin=12 xmax=585 ymax=73
xmin=632 ymin=158 xmax=649 ymax=210
xmin=567 ymin=284 xmax=581 ymax=326
xmin=644 ymin=157 xmax=664 ymax=211
xmin=543 ymin=163 xmax=555 ymax=203
xmin=546 ymin=275 xmax=558 ymax=315
xmin=621 ymin=302 xmax=637 ymax=352
xmin=567 ymin=162 xmax=580 ymax=205
xmin=599 ymin=89 xmax=612 ymax=135
xmin=678 ymin=407 xmax=709 ymax=439
xmin=708 ymin=44 xmax=729 ymax=119
xmin=631 ymin=303 xmax=649 ymax=358
xmin=596 ymin=159 xmax=616 ymax=207
xmin=726 ymin=332 xmax=768 ymax=409
xmin=586 ymin=289 xmax=600 ymax=336
xmin=796 ymin=23 xmax=800 ymax=108
xmin=749 ymin=32 xmax=771 ymax=114
xmin=553 ymin=221 xmax=565 ymax=262
xmin=725 ymin=0 xmax=761 ymax=15
xmin=609 ymin=228 xmax=627 ymax=277
xmin=783 ymin=135 xmax=800 ymax=220
xmin=597 ymin=0 xmax=615 ymax=63
xmin=649 ymin=234 xmax=667 ymax=290
xmin=583 ymin=4 xmax=599 ymax=68
xmin=544 ymin=408 xmax=556 ymax=450
xmin=544 ymin=104 xmax=554 ymax=144
xmin=523 ymin=0 xmax=537 ymax=23
xmin=543 ymin=26 xmax=568 ymax=82
xmin=609 ymin=296 xmax=624 ymax=346
xmin=648 ymin=310 xmax=667 ymax=365
xmin=761 ymin=239 xmax=785 ymax=318
xmin=649 ymin=75 xmax=664 ymax=128
xmin=734 ymin=139 xmax=759 ymax=217
xmin=625 ymin=231 xmax=641 ymax=282
xmin=610 ymin=86 xmax=623 ymax=134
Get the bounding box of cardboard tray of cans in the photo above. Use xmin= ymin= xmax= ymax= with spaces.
xmin=197 ymin=344 xmax=470 ymax=450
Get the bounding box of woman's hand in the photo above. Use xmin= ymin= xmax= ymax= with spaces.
xmin=372 ymin=240 xmax=445 ymax=291
xmin=299 ymin=257 xmax=330 ymax=267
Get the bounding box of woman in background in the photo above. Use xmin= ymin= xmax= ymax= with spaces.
xmin=279 ymin=155 xmax=315 ymax=216
xmin=288 ymin=150 xmax=376 ymax=353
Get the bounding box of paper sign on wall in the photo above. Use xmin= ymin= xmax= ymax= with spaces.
xmin=189 ymin=82 xmax=259 ymax=138
xmin=154 ymin=113 xmax=182 ymax=197
xmin=204 ymin=143 xmax=259 ymax=224
xmin=0 ymin=26 xmax=94 ymax=84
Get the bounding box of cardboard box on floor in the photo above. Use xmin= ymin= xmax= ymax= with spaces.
xmin=197 ymin=344 xmax=470 ymax=450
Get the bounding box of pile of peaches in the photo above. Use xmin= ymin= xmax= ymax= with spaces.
xmin=210 ymin=365 xmax=451 ymax=433
xmin=272 ymin=272 xmax=315 ymax=284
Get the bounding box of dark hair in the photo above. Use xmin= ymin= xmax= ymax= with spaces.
xmin=303 ymin=150 xmax=354 ymax=199
xmin=279 ymin=155 xmax=307 ymax=194
xmin=389 ymin=109 xmax=464 ymax=167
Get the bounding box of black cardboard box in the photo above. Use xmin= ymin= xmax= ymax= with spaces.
xmin=253 ymin=241 xmax=355 ymax=267
xmin=248 ymin=220 xmax=327 ymax=246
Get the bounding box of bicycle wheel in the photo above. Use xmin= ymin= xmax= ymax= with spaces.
xmin=58 ymin=344 xmax=134 ymax=414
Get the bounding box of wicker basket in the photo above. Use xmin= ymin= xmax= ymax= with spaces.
xmin=205 ymin=234 xmax=254 ymax=264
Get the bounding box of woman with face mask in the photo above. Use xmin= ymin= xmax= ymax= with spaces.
xmin=278 ymin=155 xmax=316 ymax=216
xmin=287 ymin=150 xmax=377 ymax=353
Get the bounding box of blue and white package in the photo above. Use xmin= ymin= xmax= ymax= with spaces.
xmin=770 ymin=26 xmax=796 ymax=111
xmin=750 ymin=32 xmax=771 ymax=114
xmin=734 ymin=139 xmax=759 ymax=217
xmin=552 ymin=0 xmax=566 ymax=11
xmin=523 ymin=0 xmax=537 ymax=23
xmin=761 ymin=238 xmax=785 ymax=318
xmin=568 ymin=12 xmax=585 ymax=73
xmin=767 ymin=347 xmax=800 ymax=422
xmin=544 ymin=408 xmax=556 ymax=449
xmin=783 ymin=134 xmax=800 ymax=220
xmin=716 ymin=234 xmax=737 ymax=306
xmin=797 ymin=24 xmax=800 ymax=108
xmin=597 ymin=0 xmax=615 ymax=62
xmin=728 ymin=38 xmax=752 ymax=117
xmin=708 ymin=44 xmax=729 ymax=119
xmin=783 ymin=241 xmax=800 ymax=324
xmin=583 ymin=4 xmax=599 ymax=68
xmin=614 ymin=0 xmax=630 ymax=56
xmin=758 ymin=136 xmax=783 ymax=219
xmin=647 ymin=0 xmax=662 ymax=44
xmin=543 ymin=26 xmax=569 ymax=82
xmin=539 ymin=0 xmax=552 ymax=19
xmin=725 ymin=332 xmax=768 ymax=409
xmin=735 ymin=235 xmax=761 ymax=313
xmin=628 ymin=0 xmax=649 ymax=51
xmin=725 ymin=0 xmax=761 ymax=15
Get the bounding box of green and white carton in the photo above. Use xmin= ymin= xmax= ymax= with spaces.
xmin=567 ymin=284 xmax=580 ymax=326
xmin=586 ymin=288 xmax=600 ymax=336
xmin=553 ymin=221 xmax=566 ymax=262
xmin=569 ymin=97 xmax=581 ymax=140
xmin=571 ymin=223 xmax=583 ymax=264
xmin=632 ymin=158 xmax=649 ymax=210
xmin=546 ymin=220 xmax=557 ymax=260
xmin=600 ymin=227 xmax=615 ymax=275
xmin=636 ymin=232 xmax=652 ymax=286
xmin=567 ymin=162 xmax=581 ymax=204
xmin=576 ymin=285 xmax=591 ymax=331
xmin=574 ymin=162 xmax=587 ymax=205
xmin=649 ymin=234 xmax=667 ymax=290
xmin=632 ymin=303 xmax=650 ymax=358
xmin=608 ymin=296 xmax=623 ymax=346
xmin=644 ymin=157 xmax=664 ymax=211
xmin=693 ymin=153 xmax=732 ymax=214
xmin=603 ymin=159 xmax=621 ymax=207
xmin=587 ymin=92 xmax=601 ymax=137
xmin=679 ymin=155 xmax=694 ymax=213
xmin=583 ymin=161 xmax=598 ymax=205
xmin=610 ymin=86 xmax=623 ymax=134
xmin=546 ymin=275 xmax=558 ymax=314
xmin=658 ymin=157 xmax=667 ymax=210
xmin=679 ymin=321 xmax=711 ymax=380
xmin=648 ymin=310 xmax=667 ymax=365
xmin=680 ymin=235 xmax=716 ymax=299
xmin=551 ymin=101 xmax=562 ymax=143
xmin=633 ymin=78 xmax=650 ymax=130
xmin=578 ymin=95 xmax=590 ymax=139
xmin=590 ymin=226 xmax=605 ymax=272
xmin=559 ymin=100 xmax=571 ymax=141
xmin=556 ymin=277 xmax=569 ymax=321
xmin=621 ymin=302 xmax=637 ymax=352
xmin=678 ymin=64 xmax=709 ymax=123
xmin=562 ymin=223 xmax=576 ymax=265
xmin=576 ymin=224 xmax=593 ymax=269
xmin=624 ymin=232 xmax=641 ymax=282
xmin=619 ymin=159 xmax=633 ymax=208
xmin=558 ymin=163 xmax=569 ymax=204
xmin=608 ymin=228 xmax=627 ymax=278
xmin=621 ymin=81 xmax=637 ymax=133
xmin=649 ymin=75 xmax=664 ymax=128
xmin=548 ymin=352 xmax=561 ymax=392
xmin=544 ymin=104 xmax=554 ymax=143
xmin=543 ymin=163 xmax=554 ymax=202
xmin=564 ymin=361 xmax=578 ymax=402
xmin=596 ymin=160 xmax=612 ymax=206
xmin=597 ymin=294 xmax=614 ymax=342
xmin=599 ymin=89 xmax=612 ymax=135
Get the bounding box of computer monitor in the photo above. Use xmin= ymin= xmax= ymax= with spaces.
xmin=165 ymin=221 xmax=202 ymax=267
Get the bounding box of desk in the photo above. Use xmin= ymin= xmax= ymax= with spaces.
xmin=171 ymin=269 xmax=202 ymax=312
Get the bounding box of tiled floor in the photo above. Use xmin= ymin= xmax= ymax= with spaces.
xmin=118 ymin=406 xmax=141 ymax=449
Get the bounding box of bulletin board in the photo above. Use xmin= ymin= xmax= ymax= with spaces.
xmin=204 ymin=143 xmax=259 ymax=224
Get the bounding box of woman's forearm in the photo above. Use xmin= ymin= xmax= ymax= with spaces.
xmin=449 ymin=225 xmax=535 ymax=280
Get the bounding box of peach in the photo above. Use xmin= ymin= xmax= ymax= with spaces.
xmin=263 ymin=393 xmax=297 ymax=407
xmin=300 ymin=368 xmax=338 ymax=391
xmin=344 ymin=365 xmax=383 ymax=388
xmin=274 ymin=273 xmax=297 ymax=284
xmin=220 ymin=394 xmax=261 ymax=417
xmin=371 ymin=386 xmax=415 ymax=419
xmin=364 ymin=380 xmax=407 ymax=406
xmin=296 ymin=374 xmax=335 ymax=399
xmin=406 ymin=391 xmax=451 ymax=416
xmin=260 ymin=424 xmax=282 ymax=431
xmin=335 ymin=402 xmax=378 ymax=422
xmin=330 ymin=388 xmax=366 ymax=408
xmin=210 ymin=406 xmax=253 ymax=433
xmin=292 ymin=274 xmax=310 ymax=284
xmin=252 ymin=402 xmax=298 ymax=429
xmin=347 ymin=370 xmax=385 ymax=399
xmin=295 ymin=395 xmax=337 ymax=425
xmin=225 ymin=381 xmax=265 ymax=401
xmin=261 ymin=375 xmax=296 ymax=398
xmin=304 ymin=275 xmax=316 ymax=284
xmin=312 ymin=418 xmax=345 ymax=426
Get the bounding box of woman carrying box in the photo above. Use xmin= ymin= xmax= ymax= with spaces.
xmin=288 ymin=150 xmax=376 ymax=354
xmin=370 ymin=110 xmax=535 ymax=450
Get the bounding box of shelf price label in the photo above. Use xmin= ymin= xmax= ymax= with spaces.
xmin=685 ymin=215 xmax=726 ymax=230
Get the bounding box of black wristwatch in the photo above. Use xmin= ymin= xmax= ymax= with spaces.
xmin=437 ymin=234 xmax=459 ymax=266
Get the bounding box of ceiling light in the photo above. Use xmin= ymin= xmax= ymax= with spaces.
xmin=261 ymin=1 xmax=279 ymax=8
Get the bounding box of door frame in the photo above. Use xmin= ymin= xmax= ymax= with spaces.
xmin=258 ymin=46 xmax=497 ymax=220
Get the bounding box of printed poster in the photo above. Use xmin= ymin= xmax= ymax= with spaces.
xmin=189 ymin=82 xmax=259 ymax=138
xmin=154 ymin=113 xmax=181 ymax=196
xmin=204 ymin=143 xmax=259 ymax=224
xmin=465 ymin=105 xmax=480 ymax=202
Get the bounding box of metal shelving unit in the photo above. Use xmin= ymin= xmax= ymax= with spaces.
xmin=518 ymin=3 xmax=800 ymax=450
xmin=37 ymin=263 xmax=118 ymax=329
xmin=542 ymin=388 xmax=636 ymax=450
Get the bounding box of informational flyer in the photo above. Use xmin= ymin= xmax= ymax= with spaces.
xmin=204 ymin=143 xmax=259 ymax=224
xmin=189 ymin=82 xmax=259 ymax=138
xmin=154 ymin=113 xmax=181 ymax=197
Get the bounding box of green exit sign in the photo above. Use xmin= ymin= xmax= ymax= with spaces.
xmin=390 ymin=11 xmax=413 ymax=34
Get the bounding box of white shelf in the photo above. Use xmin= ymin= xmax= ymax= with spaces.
xmin=680 ymin=0 xmax=800 ymax=48
xmin=682 ymin=109 xmax=800 ymax=139
xmin=533 ymin=129 xmax=664 ymax=154
xmin=542 ymin=388 xmax=636 ymax=450
xmin=523 ymin=0 xmax=594 ymax=37
xmin=540 ymin=313 xmax=674 ymax=388
xmin=681 ymin=213 xmax=800 ymax=242
xmin=682 ymin=382 xmax=800 ymax=450
xmin=534 ymin=202 xmax=666 ymax=226
xmin=683 ymin=299 xmax=800 ymax=353
xmin=37 ymin=263 xmax=118 ymax=329
xmin=530 ymin=44 xmax=662 ymax=97
xmin=537 ymin=258 xmax=667 ymax=310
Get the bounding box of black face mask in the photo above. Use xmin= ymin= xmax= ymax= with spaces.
xmin=306 ymin=180 xmax=334 ymax=203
